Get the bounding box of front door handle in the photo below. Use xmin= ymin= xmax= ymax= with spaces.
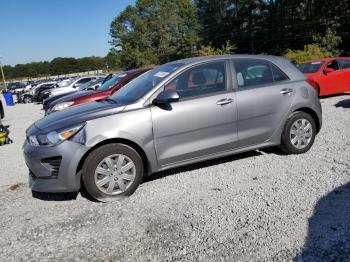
xmin=280 ymin=88 xmax=293 ymax=95
xmin=217 ymin=98 xmax=234 ymax=105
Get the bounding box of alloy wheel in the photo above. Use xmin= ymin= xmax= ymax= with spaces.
xmin=94 ymin=154 xmax=136 ymax=195
xmin=289 ymin=118 xmax=313 ymax=150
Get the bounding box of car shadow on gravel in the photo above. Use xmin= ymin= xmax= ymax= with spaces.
xmin=296 ymin=182 xmax=350 ymax=261
xmin=335 ymin=99 xmax=350 ymax=109
xmin=32 ymin=191 xmax=79 ymax=201
xmin=143 ymin=150 xmax=264 ymax=184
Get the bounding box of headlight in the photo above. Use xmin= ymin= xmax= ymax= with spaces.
xmin=52 ymin=101 xmax=74 ymax=112
xmin=28 ymin=124 xmax=84 ymax=146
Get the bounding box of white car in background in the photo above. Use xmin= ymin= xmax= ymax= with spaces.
xmin=30 ymin=81 xmax=57 ymax=95
xmin=49 ymin=77 xmax=98 ymax=97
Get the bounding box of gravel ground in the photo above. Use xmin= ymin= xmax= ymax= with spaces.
xmin=0 ymin=94 xmax=349 ymax=261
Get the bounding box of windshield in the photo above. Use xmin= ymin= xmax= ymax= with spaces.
xmin=297 ymin=61 xmax=324 ymax=73
xmin=110 ymin=63 xmax=183 ymax=103
xmin=58 ymin=80 xmax=73 ymax=87
xmin=97 ymin=73 xmax=128 ymax=91
xmin=77 ymin=78 xmax=103 ymax=91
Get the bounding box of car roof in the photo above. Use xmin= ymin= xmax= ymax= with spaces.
xmin=302 ymin=57 xmax=350 ymax=63
xmin=166 ymin=54 xmax=288 ymax=65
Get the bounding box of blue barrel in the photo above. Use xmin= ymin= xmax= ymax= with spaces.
xmin=2 ymin=92 xmax=14 ymax=106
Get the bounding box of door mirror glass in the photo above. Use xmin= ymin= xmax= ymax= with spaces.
xmin=153 ymin=90 xmax=180 ymax=104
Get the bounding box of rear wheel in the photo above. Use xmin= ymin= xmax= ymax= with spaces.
xmin=280 ymin=112 xmax=316 ymax=154
xmin=82 ymin=143 xmax=143 ymax=202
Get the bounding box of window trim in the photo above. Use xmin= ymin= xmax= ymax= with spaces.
xmin=230 ymin=58 xmax=290 ymax=90
xmin=158 ymin=60 xmax=233 ymax=102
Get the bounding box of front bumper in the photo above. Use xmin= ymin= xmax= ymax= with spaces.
xmin=23 ymin=139 xmax=90 ymax=193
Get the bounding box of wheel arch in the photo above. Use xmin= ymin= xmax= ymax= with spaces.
xmin=76 ymin=138 xmax=150 ymax=178
xmin=293 ymin=107 xmax=321 ymax=134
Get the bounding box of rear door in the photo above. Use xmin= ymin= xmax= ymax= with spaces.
xmin=151 ymin=61 xmax=238 ymax=166
xmin=233 ymin=59 xmax=295 ymax=147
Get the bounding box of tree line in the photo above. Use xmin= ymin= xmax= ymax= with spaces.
xmin=4 ymin=0 xmax=349 ymax=79
xmin=108 ymin=0 xmax=349 ymax=68
xmin=3 ymin=56 xmax=106 ymax=80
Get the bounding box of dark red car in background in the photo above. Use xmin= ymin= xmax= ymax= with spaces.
xmin=297 ymin=57 xmax=350 ymax=96
xmin=46 ymin=68 xmax=150 ymax=114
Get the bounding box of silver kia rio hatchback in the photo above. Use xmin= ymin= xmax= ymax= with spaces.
xmin=23 ymin=55 xmax=322 ymax=201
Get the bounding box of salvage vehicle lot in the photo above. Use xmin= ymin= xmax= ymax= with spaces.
xmin=0 ymin=95 xmax=349 ymax=261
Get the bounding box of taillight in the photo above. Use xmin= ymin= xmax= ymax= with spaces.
xmin=306 ymin=79 xmax=318 ymax=90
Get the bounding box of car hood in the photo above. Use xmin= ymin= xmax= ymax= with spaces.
xmin=44 ymin=91 xmax=76 ymax=104
xmin=31 ymin=100 xmax=126 ymax=134
xmin=50 ymin=90 xmax=96 ymax=107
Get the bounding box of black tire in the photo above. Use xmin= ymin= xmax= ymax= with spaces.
xmin=82 ymin=143 xmax=144 ymax=202
xmin=280 ymin=111 xmax=316 ymax=154
xmin=23 ymin=96 xmax=31 ymax=104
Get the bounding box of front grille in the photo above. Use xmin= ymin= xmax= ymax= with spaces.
xmin=41 ymin=156 xmax=62 ymax=178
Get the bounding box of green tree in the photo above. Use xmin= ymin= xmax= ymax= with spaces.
xmin=110 ymin=0 xmax=201 ymax=68
xmin=105 ymin=48 xmax=121 ymax=70
xmin=284 ymin=44 xmax=332 ymax=64
xmin=196 ymin=40 xmax=236 ymax=56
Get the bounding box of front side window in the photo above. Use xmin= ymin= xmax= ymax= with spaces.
xmin=164 ymin=62 xmax=227 ymax=99
xmin=234 ymin=60 xmax=288 ymax=88
xmin=76 ymin=78 xmax=92 ymax=85
xmin=326 ymin=60 xmax=339 ymax=71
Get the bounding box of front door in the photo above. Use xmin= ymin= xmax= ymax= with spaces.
xmin=151 ymin=61 xmax=238 ymax=166
xmin=319 ymin=60 xmax=344 ymax=95
xmin=338 ymin=59 xmax=350 ymax=92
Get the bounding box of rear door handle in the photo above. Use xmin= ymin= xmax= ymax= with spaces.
xmin=280 ymin=88 xmax=293 ymax=95
xmin=217 ymin=98 xmax=234 ymax=105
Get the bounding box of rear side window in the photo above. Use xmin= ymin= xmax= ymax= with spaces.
xmin=271 ymin=64 xmax=289 ymax=82
xmin=338 ymin=60 xmax=350 ymax=70
xmin=233 ymin=60 xmax=289 ymax=88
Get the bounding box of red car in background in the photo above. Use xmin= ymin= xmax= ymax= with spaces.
xmin=47 ymin=68 xmax=150 ymax=114
xmin=297 ymin=57 xmax=350 ymax=96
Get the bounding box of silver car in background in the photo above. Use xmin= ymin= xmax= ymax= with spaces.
xmin=23 ymin=55 xmax=322 ymax=201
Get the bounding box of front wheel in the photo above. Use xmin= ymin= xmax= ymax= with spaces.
xmin=82 ymin=143 xmax=144 ymax=202
xmin=280 ymin=112 xmax=316 ymax=154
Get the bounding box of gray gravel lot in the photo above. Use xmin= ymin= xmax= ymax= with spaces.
xmin=0 ymin=94 xmax=349 ymax=261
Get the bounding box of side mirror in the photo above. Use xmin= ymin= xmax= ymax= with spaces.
xmin=153 ymin=90 xmax=180 ymax=105
xmin=323 ymin=68 xmax=334 ymax=75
